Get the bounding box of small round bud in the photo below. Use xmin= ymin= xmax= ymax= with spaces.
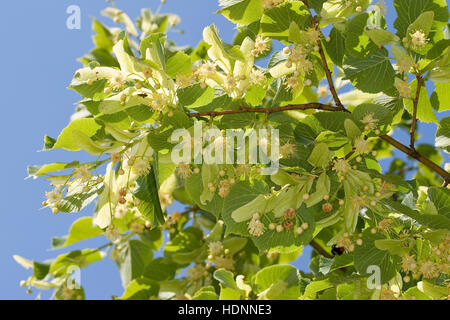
xmin=301 ymin=222 xmax=309 ymax=230
xmin=135 ymin=82 xmax=142 ymax=89
xmin=26 ymin=289 xmax=32 ymax=294
xmin=87 ymin=79 xmax=94 ymax=86
xmin=143 ymin=68 xmax=153 ymax=78
xmin=96 ymin=176 xmax=104 ymax=184
xmin=302 ymin=193 xmax=310 ymax=200
xmin=111 ymin=153 xmax=121 ymax=162
xmin=104 ymin=87 xmax=112 ymax=95
xmin=119 ymin=197 xmax=126 ymax=205
xmin=325 ymin=36 xmax=331 ymax=42
xmin=370 ymin=200 xmax=377 ymax=206
xmin=20 ymin=281 xmax=27 ymax=287
xmin=145 ymin=221 xmax=151 ymax=228
xmin=269 ymin=223 xmax=276 ymax=230
xmin=356 ymin=239 xmax=363 ymax=246
xmin=253 ymin=213 xmax=260 ymax=220
xmin=119 ymin=169 xmax=125 ymax=175
xmin=52 ymin=207 xmax=59 ymax=214
xmin=322 ymin=203 xmax=333 ymax=212
xmin=283 ymin=47 xmax=291 ymax=55
xmin=208 ymin=255 xmax=213 ymax=260
xmin=193 ymin=168 xmax=200 ymax=174
xmin=42 ymin=201 xmax=48 ymax=207
xmin=372 ymin=151 xmax=378 ymax=157
xmin=276 ymin=225 xmax=284 ymax=233
xmin=323 ymin=194 xmax=330 ymax=201
xmin=224 ymin=249 xmax=230 ymax=255
xmin=219 ymin=170 xmax=226 ymax=177
xmin=296 ymin=227 xmax=303 ymax=235
xmin=168 ymin=111 xmax=174 ymax=117
xmin=339 ymin=199 xmax=345 ymax=206
xmin=371 ymin=228 xmax=377 ymax=234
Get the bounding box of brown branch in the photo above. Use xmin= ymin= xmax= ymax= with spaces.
xmin=410 ymin=75 xmax=423 ymax=150
xmin=187 ymin=102 xmax=450 ymax=183
xmin=180 ymin=205 xmax=199 ymax=216
xmin=310 ymin=240 xmax=333 ymax=259
xmin=186 ymin=103 xmax=346 ymax=118
xmin=380 ymin=134 xmax=450 ymax=184
xmin=302 ymin=0 xmax=344 ymax=108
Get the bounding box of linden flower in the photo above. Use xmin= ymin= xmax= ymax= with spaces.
xmin=262 ymin=0 xmax=285 ymax=10
xmin=168 ymin=14 xmax=181 ymax=27
xmin=105 ymin=225 xmax=119 ymax=242
xmin=377 ymin=218 xmax=393 ymax=233
xmin=176 ymin=73 xmax=195 ymax=88
xmin=380 ymin=289 xmax=396 ymax=300
xmin=45 ymin=189 xmax=63 ymax=206
xmin=395 ymin=79 xmax=412 ymax=98
xmin=214 ymin=256 xmax=235 ymax=270
xmin=223 ymin=74 xmax=238 ymax=92
xmin=317 ymin=86 xmax=329 ymax=99
xmin=288 ymin=46 xmax=307 ymax=65
xmin=335 ymin=237 xmax=355 ymax=253
xmin=114 ymin=205 xmax=128 ymax=219
xmin=396 ymin=57 xmax=414 ymax=74
xmin=208 ymin=241 xmax=224 ymax=256
xmin=354 ymin=136 xmax=371 ymax=154
xmin=109 ymin=72 xmax=127 ymax=90
xmin=150 ymin=93 xmax=168 ymax=112
xmin=351 ymin=196 xmax=366 ymax=210
xmin=170 ymin=211 xmax=183 ymax=223
xmin=361 ymin=113 xmax=379 ymax=131
xmin=197 ymin=61 xmax=217 ymax=80
xmin=402 ymin=255 xmax=417 ymax=272
xmin=420 ymin=261 xmax=439 ymax=279
xmin=186 ymin=264 xmax=207 ymax=282
xmin=334 ymin=159 xmax=351 ymax=176
xmin=132 ymin=158 xmax=150 ymax=176
xmin=410 ymin=30 xmax=428 ymax=49
xmin=306 ymin=27 xmax=321 ymax=44
xmin=252 ymin=34 xmax=270 ymax=56
xmin=73 ymin=165 xmax=93 ymax=182
xmin=130 ymin=222 xmax=145 ymax=234
xmin=249 ymin=68 xmax=266 ymax=86
xmin=248 ymin=216 xmax=266 ymax=237
xmin=280 ymin=142 xmax=296 ymax=158
xmin=176 ymin=164 xmax=192 ymax=179
xmin=284 ymin=75 xmax=301 ymax=92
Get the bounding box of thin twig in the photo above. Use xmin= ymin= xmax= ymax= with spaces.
xmin=186 ymin=103 xmax=345 ymax=118
xmin=302 ymin=0 xmax=344 ymax=108
xmin=180 ymin=205 xmax=199 ymax=216
xmin=310 ymin=240 xmax=333 ymax=259
xmin=187 ymin=102 xmax=450 ymax=183
xmin=410 ymin=75 xmax=423 ymax=150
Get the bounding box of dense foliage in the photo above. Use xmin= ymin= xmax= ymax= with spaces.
xmin=16 ymin=0 xmax=450 ymax=300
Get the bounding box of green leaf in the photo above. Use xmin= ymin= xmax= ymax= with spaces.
xmin=404 ymin=79 xmax=438 ymax=123
xmin=383 ymin=198 xmax=450 ymax=230
xmin=140 ymin=33 xmax=166 ymax=70
xmin=164 ymin=227 xmax=204 ymax=265
xmin=345 ymin=13 xmax=378 ymax=58
xmin=70 ymin=79 xmax=107 ymax=99
xmin=324 ymin=28 xmax=345 ymax=67
xmin=431 ymin=83 xmax=450 ymax=112
xmin=352 ymin=103 xmax=394 ymax=128
xmin=118 ymin=277 xmax=159 ymax=300
xmin=33 ymin=261 xmax=51 ymax=280
xmin=57 ymin=180 xmax=103 ymax=213
xmin=436 ymin=117 xmax=450 ymax=152
xmin=165 ymin=51 xmax=192 ymax=78
xmin=394 ymin=0 xmax=449 ymax=38
xmin=260 ymin=1 xmax=311 ymax=41
xmin=92 ymin=19 xmax=114 ymax=52
xmin=343 ymin=49 xmax=395 ymax=94
xmin=354 ymin=230 xmax=399 ymax=284
xmin=428 ymin=187 xmax=450 ymax=219
xmin=116 ymin=240 xmax=154 ymax=287
xmin=53 ymin=119 xmax=103 ymax=151
xmin=192 ymin=286 xmax=218 ymax=300
xmin=51 ymin=217 xmax=103 ymax=249
xmin=142 ymin=258 xmax=178 ymax=281
xmin=27 ymin=161 xmax=80 ymax=179
xmin=308 ymin=143 xmax=333 ymax=168
xmin=218 ymin=0 xmax=264 ymax=26
xmin=177 ymin=84 xmax=215 ymax=108
xmin=50 ymin=249 xmax=104 ymax=277
xmin=254 ymin=265 xmax=300 ymax=300
xmin=214 ymin=269 xmax=242 ymax=300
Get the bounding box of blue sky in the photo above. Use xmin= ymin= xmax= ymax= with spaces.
xmin=0 ymin=0 xmax=447 ymax=300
